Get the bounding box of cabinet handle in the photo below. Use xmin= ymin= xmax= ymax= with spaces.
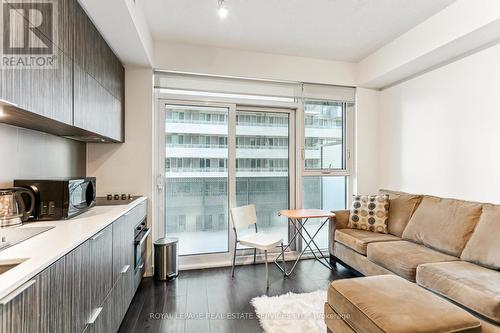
xmin=0 ymin=280 xmax=36 ymax=305
xmin=88 ymin=307 xmax=103 ymax=324
xmin=121 ymin=265 xmax=130 ymax=274
xmin=91 ymin=231 xmax=103 ymax=240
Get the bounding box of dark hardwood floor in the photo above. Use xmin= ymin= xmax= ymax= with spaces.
xmin=118 ymin=259 xmax=355 ymax=333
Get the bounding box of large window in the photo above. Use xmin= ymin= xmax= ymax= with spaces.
xmin=157 ymin=72 xmax=354 ymax=265
xmin=301 ymin=100 xmax=351 ymax=249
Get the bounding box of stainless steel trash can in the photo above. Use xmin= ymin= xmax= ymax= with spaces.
xmin=154 ymin=237 xmax=179 ymax=281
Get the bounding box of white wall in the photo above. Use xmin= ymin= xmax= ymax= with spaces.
xmin=378 ymin=42 xmax=500 ymax=203
xmin=354 ymin=88 xmax=380 ymax=194
xmin=154 ymin=41 xmax=357 ymax=86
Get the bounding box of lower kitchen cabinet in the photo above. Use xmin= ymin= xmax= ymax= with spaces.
xmin=89 ymin=225 xmax=113 ymax=312
xmin=38 ymin=256 xmax=68 ymax=333
xmin=112 ymin=216 xmax=129 ymax=284
xmin=0 ymin=275 xmax=40 ymax=333
xmin=0 ymin=200 xmax=147 ymax=333
xmin=65 ymin=241 xmax=91 ymax=333
xmin=85 ymin=288 xmax=115 ymax=333
xmin=114 ymin=264 xmax=134 ymax=329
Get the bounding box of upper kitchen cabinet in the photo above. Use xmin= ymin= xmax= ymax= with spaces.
xmin=73 ymin=2 xmax=124 ymax=141
xmin=0 ymin=0 xmax=124 ymax=142
xmin=74 ymin=3 xmax=124 ymax=102
xmin=0 ymin=3 xmax=73 ymax=125
xmin=74 ymin=63 xmax=123 ymax=142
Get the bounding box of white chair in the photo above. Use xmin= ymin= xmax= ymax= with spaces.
xmin=230 ymin=204 xmax=285 ymax=289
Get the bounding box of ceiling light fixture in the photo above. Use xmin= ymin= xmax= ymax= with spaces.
xmin=217 ymin=0 xmax=228 ymax=19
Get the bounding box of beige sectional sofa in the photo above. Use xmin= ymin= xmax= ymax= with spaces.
xmin=329 ymin=189 xmax=500 ymax=332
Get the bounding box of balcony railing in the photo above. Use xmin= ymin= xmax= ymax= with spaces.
xmin=166 ymin=117 xmax=339 ymax=129
xmin=166 ymin=143 xmax=291 ymax=149
xmin=166 ymin=143 xmax=326 ymax=150
xmin=166 ymin=167 xmax=289 ymax=173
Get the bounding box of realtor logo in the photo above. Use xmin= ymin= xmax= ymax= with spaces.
xmin=1 ymin=0 xmax=58 ymax=68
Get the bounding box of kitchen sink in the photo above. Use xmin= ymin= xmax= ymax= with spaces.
xmin=0 ymin=258 xmax=28 ymax=274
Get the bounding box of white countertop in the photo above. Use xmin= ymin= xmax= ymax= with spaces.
xmin=0 ymin=196 xmax=147 ymax=300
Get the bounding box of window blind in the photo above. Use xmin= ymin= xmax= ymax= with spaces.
xmin=154 ymin=71 xmax=355 ymax=103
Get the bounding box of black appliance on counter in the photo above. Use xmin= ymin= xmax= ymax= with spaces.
xmin=14 ymin=177 xmax=96 ymax=221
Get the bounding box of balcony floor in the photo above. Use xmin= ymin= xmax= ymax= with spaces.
xmin=168 ymin=222 xmax=330 ymax=256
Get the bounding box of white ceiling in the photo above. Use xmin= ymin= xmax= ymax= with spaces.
xmin=143 ymin=0 xmax=455 ymax=62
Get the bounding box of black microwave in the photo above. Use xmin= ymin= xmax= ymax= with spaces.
xmin=14 ymin=178 xmax=96 ymax=221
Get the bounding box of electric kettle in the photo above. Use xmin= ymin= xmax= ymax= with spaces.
xmin=0 ymin=188 xmax=35 ymax=227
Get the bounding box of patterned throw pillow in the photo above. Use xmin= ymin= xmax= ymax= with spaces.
xmin=348 ymin=195 xmax=390 ymax=234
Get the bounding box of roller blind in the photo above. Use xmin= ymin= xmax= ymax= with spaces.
xmin=302 ymin=83 xmax=355 ymax=102
xmin=155 ymin=72 xmax=355 ymax=103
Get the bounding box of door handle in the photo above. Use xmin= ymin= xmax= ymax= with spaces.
xmin=134 ymin=228 xmax=151 ymax=246
xmin=88 ymin=307 xmax=103 ymax=324
xmin=0 ymin=280 xmax=36 ymax=305
xmin=121 ymin=265 xmax=130 ymax=274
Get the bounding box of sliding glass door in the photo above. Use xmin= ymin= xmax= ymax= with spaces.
xmin=164 ymin=104 xmax=230 ymax=255
xmin=235 ymin=108 xmax=291 ymax=245
xmin=163 ymin=103 xmax=293 ymax=257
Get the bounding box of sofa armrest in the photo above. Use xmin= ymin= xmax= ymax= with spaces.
xmin=332 ymin=210 xmax=351 ymax=229
xmin=329 ymin=209 xmax=351 ymax=255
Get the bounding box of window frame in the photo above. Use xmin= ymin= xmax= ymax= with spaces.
xmin=154 ymin=87 xmax=354 ymax=269
xmin=296 ymin=99 xmax=354 ymax=214
xmin=301 ymin=99 xmax=352 ymax=176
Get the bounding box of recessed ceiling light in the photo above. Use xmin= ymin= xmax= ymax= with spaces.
xmin=217 ymin=0 xmax=228 ymax=19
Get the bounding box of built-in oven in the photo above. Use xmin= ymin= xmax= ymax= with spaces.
xmin=134 ymin=218 xmax=150 ymax=274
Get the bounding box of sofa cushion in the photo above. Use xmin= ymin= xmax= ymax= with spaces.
xmin=402 ymin=196 xmax=482 ymax=257
xmin=333 ymin=242 xmax=394 ymax=277
xmin=348 ymin=194 xmax=390 ymax=233
xmin=379 ymin=189 xmax=422 ymax=237
xmin=367 ymin=240 xmax=459 ymax=282
xmin=417 ymin=261 xmax=500 ymax=324
xmin=335 ymin=228 xmax=400 ymax=255
xmin=461 ymin=204 xmax=500 ymax=270
xmin=327 ymin=275 xmax=481 ymax=333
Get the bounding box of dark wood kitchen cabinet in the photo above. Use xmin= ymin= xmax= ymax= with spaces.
xmin=0 ymin=275 xmax=40 ymax=333
xmin=0 ymin=0 xmax=124 ymax=142
xmin=89 ymin=225 xmax=113 ymax=312
xmin=0 ymin=256 xmax=68 ymax=333
xmin=74 ymin=4 xmax=124 ymax=101
xmin=0 ymin=201 xmax=147 ymax=333
xmin=73 ymin=63 xmax=123 ymax=141
xmin=0 ymin=4 xmax=73 ymax=125
xmin=0 ymin=49 xmax=74 ymax=125
xmin=65 ymin=241 xmax=92 ymax=333
xmin=73 ymin=2 xmax=124 ymax=141
xmin=3 ymin=0 xmax=75 ymax=57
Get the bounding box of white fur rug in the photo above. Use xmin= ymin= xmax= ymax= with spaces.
xmin=251 ymin=290 xmax=327 ymax=333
